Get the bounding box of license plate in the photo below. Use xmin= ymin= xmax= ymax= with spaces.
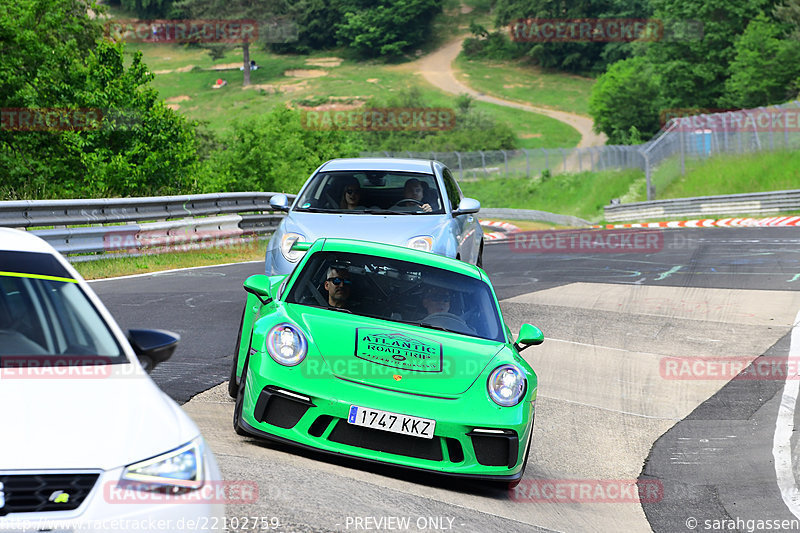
xmin=348 ymin=405 xmax=435 ymax=439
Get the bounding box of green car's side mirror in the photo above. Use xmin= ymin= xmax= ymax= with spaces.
xmin=244 ymin=275 xmax=275 ymax=304
xmin=514 ymin=323 xmax=544 ymax=352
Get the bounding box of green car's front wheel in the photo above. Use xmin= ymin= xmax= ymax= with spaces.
xmin=233 ymin=350 xmax=250 ymax=437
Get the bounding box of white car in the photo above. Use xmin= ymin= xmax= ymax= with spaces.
xmin=0 ymin=228 xmax=224 ymax=532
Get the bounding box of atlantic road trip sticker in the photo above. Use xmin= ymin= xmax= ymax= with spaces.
xmin=355 ymin=328 xmax=443 ymax=372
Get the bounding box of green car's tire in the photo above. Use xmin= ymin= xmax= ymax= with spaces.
xmin=228 ymin=305 xmax=246 ymax=398
xmin=233 ymin=351 xmax=251 ymax=437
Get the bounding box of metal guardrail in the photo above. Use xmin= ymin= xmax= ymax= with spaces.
xmin=603 ymin=189 xmax=800 ymax=222
xmin=1 ymin=193 xmax=294 ymax=259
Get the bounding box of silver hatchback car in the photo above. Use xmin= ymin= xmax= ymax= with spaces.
xmin=265 ymin=158 xmax=484 ymax=275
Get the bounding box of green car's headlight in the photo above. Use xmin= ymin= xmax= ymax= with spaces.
xmin=121 ymin=438 xmax=204 ymax=493
xmin=487 ymin=364 xmax=526 ymax=407
xmin=266 ymin=323 xmax=307 ymax=366
xmin=280 ymin=233 xmax=306 ymax=262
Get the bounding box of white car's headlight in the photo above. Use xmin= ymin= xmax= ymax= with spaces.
xmin=121 ymin=438 xmax=204 ymax=493
xmin=487 ymin=365 xmax=526 ymax=407
xmin=280 ymin=233 xmax=306 ymax=262
xmin=407 ymin=235 xmax=433 ymax=252
xmin=266 ymin=323 xmax=307 ymax=366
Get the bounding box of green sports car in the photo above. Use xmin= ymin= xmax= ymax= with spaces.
xmin=230 ymin=238 xmax=544 ymax=483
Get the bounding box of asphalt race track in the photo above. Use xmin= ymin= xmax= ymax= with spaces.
xmin=90 ymin=227 xmax=800 ymax=532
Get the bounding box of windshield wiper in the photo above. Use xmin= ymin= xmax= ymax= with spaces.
xmin=362 ymin=209 xmax=413 ymax=215
xmin=395 ymin=320 xmax=460 ymax=334
xmin=294 ymin=207 xmax=334 ymax=213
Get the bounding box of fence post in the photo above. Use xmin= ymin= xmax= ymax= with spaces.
xmin=525 ymin=149 xmax=530 ymax=177
xmin=543 ymin=148 xmax=549 ymax=171
xmin=455 ymin=151 xmax=463 ymax=180
xmin=479 ymin=151 xmax=487 ymax=176
xmin=559 ymin=149 xmax=567 ymax=172
xmin=645 ymin=153 xmax=654 ymax=201
xmin=502 ymin=150 xmax=508 ymax=177
xmin=680 ymin=127 xmax=685 ymax=175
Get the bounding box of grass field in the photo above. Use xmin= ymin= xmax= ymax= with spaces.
xmin=654 ymin=150 xmax=800 ymax=199
xmin=75 ymin=240 xmax=266 ymax=280
xmin=453 ymin=55 xmax=596 ymax=116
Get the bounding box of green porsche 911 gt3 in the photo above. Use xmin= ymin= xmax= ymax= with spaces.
xmin=230 ymin=238 xmax=544 ymax=483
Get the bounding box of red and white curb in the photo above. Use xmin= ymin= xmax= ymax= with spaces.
xmin=479 ymin=220 xmax=522 ymax=240
xmin=594 ymin=216 xmax=800 ymax=229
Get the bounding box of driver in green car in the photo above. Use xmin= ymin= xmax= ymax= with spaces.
xmin=324 ymin=266 xmax=353 ymax=308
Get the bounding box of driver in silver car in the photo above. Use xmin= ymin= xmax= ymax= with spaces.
xmin=403 ymin=178 xmax=433 ymax=213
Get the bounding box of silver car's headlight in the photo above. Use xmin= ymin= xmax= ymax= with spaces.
xmin=407 ymin=235 xmax=433 ymax=252
xmin=487 ymin=365 xmax=526 ymax=407
xmin=280 ymin=233 xmax=306 ymax=262
xmin=266 ymin=323 xmax=307 ymax=366
xmin=121 ymin=438 xmax=204 ymax=493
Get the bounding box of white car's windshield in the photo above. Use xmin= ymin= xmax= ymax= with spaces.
xmin=285 ymin=251 xmax=504 ymax=342
xmin=293 ymin=171 xmax=445 ymax=215
xmin=0 ymin=251 xmax=124 ymax=362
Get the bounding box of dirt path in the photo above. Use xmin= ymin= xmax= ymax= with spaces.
xmin=412 ymin=38 xmax=607 ymax=148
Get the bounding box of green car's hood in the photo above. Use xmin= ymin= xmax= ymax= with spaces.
xmin=290 ymin=305 xmax=506 ymax=397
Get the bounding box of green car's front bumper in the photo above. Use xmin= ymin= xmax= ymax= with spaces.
xmin=238 ymin=349 xmax=535 ymax=481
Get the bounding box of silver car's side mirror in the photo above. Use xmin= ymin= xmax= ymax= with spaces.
xmin=453 ymin=197 xmax=480 ymax=216
xmin=269 ymin=194 xmax=290 ymax=212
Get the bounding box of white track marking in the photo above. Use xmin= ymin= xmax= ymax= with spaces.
xmin=773 ymin=309 xmax=800 ymax=518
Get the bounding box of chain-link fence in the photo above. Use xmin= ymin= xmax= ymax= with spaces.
xmin=362 ymin=100 xmax=800 ymax=200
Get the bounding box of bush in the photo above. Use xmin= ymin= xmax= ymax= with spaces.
xmin=199 ymin=107 xmax=365 ymax=194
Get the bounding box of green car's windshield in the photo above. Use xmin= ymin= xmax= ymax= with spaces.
xmin=0 ymin=252 xmax=124 ymax=363
xmin=285 ymin=251 xmax=505 ymax=342
xmin=293 ymin=171 xmax=445 ymax=215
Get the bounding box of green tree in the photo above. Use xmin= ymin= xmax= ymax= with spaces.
xmin=0 ymin=0 xmax=199 ymax=199
xmin=775 ymin=0 xmax=800 ymax=40
xmin=106 ymin=0 xmax=175 ymax=17
xmin=335 ymin=0 xmax=443 ymax=58
xmin=200 ymin=107 xmax=365 ymax=193
xmin=492 ymin=0 xmax=652 ymax=73
xmin=171 ymin=0 xmax=281 ymax=86
xmin=645 ymin=0 xmax=777 ymax=108
xmin=588 ymin=56 xmax=662 ymax=144
xmin=723 ymin=15 xmax=800 ymax=108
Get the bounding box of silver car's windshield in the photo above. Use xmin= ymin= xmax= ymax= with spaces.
xmin=293 ymin=171 xmax=445 ymax=214
xmin=0 ymin=251 xmax=124 ymax=363
xmin=285 ymin=251 xmax=504 ymax=342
